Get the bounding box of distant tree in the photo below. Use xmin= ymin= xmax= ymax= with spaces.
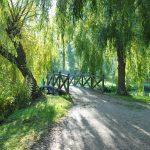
xmin=67 ymin=43 xmax=75 ymax=73
xmin=56 ymin=0 xmax=150 ymax=95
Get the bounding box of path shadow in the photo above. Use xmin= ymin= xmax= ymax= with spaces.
xmin=31 ymin=87 xmax=150 ymax=150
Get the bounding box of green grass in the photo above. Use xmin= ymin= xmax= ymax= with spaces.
xmin=132 ymin=95 xmax=150 ymax=103
xmin=105 ymin=93 xmax=150 ymax=103
xmin=0 ymin=95 xmax=71 ymax=150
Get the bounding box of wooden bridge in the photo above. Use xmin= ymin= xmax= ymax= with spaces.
xmin=41 ymin=71 xmax=105 ymax=95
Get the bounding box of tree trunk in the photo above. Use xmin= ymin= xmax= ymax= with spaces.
xmin=15 ymin=42 xmax=41 ymax=99
xmin=17 ymin=63 xmax=40 ymax=99
xmin=116 ymin=44 xmax=128 ymax=95
xmin=1 ymin=15 xmax=41 ymax=99
xmin=0 ymin=43 xmax=41 ymax=99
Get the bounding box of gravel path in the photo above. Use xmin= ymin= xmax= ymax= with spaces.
xmin=31 ymin=86 xmax=150 ymax=150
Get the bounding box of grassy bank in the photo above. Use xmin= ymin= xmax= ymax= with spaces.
xmin=105 ymin=93 xmax=150 ymax=103
xmin=0 ymin=95 xmax=71 ymax=150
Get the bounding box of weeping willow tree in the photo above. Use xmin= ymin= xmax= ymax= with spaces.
xmin=0 ymin=0 xmax=52 ymax=99
xmin=73 ymin=21 xmax=104 ymax=75
xmin=56 ymin=0 xmax=150 ymax=95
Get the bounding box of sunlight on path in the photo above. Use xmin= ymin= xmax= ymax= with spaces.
xmin=32 ymin=86 xmax=150 ymax=150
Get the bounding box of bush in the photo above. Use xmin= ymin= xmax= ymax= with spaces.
xmin=13 ymin=81 xmax=32 ymax=108
xmin=0 ymin=80 xmax=32 ymax=122
xmin=0 ymin=96 xmax=15 ymax=122
xmin=104 ymin=85 xmax=116 ymax=93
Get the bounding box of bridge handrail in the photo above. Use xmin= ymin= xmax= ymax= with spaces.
xmin=46 ymin=71 xmax=105 ymax=95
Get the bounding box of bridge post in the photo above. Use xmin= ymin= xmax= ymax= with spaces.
xmin=74 ymin=73 xmax=76 ymax=85
xmin=58 ymin=71 xmax=61 ymax=94
xmin=52 ymin=71 xmax=55 ymax=95
xmin=67 ymin=73 xmax=70 ymax=94
xmin=102 ymin=75 xmax=104 ymax=94
xmin=81 ymin=73 xmax=84 ymax=87
xmin=91 ymin=74 xmax=94 ymax=89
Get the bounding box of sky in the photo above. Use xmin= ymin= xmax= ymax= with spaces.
xmin=49 ymin=0 xmax=57 ymax=18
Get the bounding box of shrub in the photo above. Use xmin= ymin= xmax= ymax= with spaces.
xmin=104 ymin=85 xmax=116 ymax=93
xmin=13 ymin=81 xmax=32 ymax=108
xmin=0 ymin=80 xmax=32 ymax=122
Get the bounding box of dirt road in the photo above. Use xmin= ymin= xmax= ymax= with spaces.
xmin=31 ymin=86 xmax=150 ymax=150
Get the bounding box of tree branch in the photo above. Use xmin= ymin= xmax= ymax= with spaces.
xmin=19 ymin=0 xmax=34 ymax=21
xmin=0 ymin=46 xmax=17 ymax=64
xmin=8 ymin=1 xmax=15 ymax=21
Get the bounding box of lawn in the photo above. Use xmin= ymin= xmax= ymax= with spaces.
xmin=0 ymin=95 xmax=71 ymax=150
xmin=106 ymin=93 xmax=150 ymax=103
xmin=104 ymin=80 xmax=150 ymax=103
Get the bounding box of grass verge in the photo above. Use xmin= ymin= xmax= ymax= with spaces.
xmin=0 ymin=95 xmax=71 ymax=150
xmin=105 ymin=93 xmax=150 ymax=103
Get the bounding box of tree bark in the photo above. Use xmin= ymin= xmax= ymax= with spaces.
xmin=0 ymin=44 xmax=41 ymax=99
xmin=116 ymin=43 xmax=128 ymax=95
xmin=17 ymin=63 xmax=40 ymax=99
xmin=15 ymin=42 xmax=41 ymax=99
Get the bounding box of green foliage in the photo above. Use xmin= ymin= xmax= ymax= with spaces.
xmin=0 ymin=0 xmax=149 ymax=127
xmin=13 ymin=81 xmax=32 ymax=108
xmin=0 ymin=0 xmax=58 ymax=119
xmin=56 ymin=0 xmax=150 ymax=94
xmin=0 ymin=55 xmax=32 ymax=121
xmin=0 ymin=95 xmax=71 ymax=150
xmin=0 ymin=0 xmax=56 ymax=81
xmin=21 ymin=26 xmax=55 ymax=83
xmin=0 ymin=71 xmax=32 ymax=121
